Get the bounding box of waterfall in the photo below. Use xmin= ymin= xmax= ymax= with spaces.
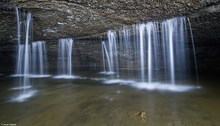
xmin=15 ymin=7 xmax=23 ymax=76
xmin=139 ymin=24 xmax=147 ymax=82
xmin=103 ymin=16 xmax=196 ymax=90
xmin=107 ymin=30 xmax=119 ymax=77
xmin=138 ymin=22 xmax=160 ymax=83
xmin=16 ymin=45 xmax=24 ymax=75
xmin=187 ymin=18 xmax=200 ymax=86
xmin=100 ymin=31 xmax=119 ymax=77
xmin=14 ymin=8 xmax=49 ymax=78
xmin=101 ymin=41 xmax=106 ymax=72
xmin=11 ymin=8 xmax=36 ymax=102
xmin=161 ymin=17 xmax=189 ymax=85
xmin=100 ymin=41 xmax=114 ymax=75
xmin=55 ymin=38 xmax=78 ymax=79
xmin=103 ymin=22 xmax=160 ymax=82
xmin=58 ymin=38 xmax=73 ymax=76
xmin=14 ymin=8 xmax=31 ymax=77
xmin=31 ymin=41 xmax=49 ymax=77
xmin=16 ymin=7 xmax=21 ymax=45
xmin=23 ymin=13 xmax=31 ymax=77
xmin=161 ymin=19 xmax=175 ymax=85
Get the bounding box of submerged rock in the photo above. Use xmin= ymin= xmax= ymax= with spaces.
xmin=137 ymin=112 xmax=146 ymax=120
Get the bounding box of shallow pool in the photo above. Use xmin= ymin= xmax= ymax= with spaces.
xmin=0 ymin=71 xmax=219 ymax=126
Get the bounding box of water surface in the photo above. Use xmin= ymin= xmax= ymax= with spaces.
xmin=0 ymin=72 xmax=219 ymax=126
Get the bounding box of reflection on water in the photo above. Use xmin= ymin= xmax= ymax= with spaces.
xmin=0 ymin=70 xmax=220 ymax=126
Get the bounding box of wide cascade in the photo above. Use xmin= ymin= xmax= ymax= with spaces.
xmin=102 ymin=17 xmax=198 ymax=91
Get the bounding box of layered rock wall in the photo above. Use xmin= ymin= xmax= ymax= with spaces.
xmin=0 ymin=0 xmax=219 ymax=73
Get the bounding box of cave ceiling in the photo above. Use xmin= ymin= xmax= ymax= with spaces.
xmin=0 ymin=0 xmax=219 ymax=43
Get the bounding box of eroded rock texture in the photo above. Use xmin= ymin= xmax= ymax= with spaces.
xmin=0 ymin=0 xmax=219 ymax=40
xmin=0 ymin=0 xmax=219 ymax=71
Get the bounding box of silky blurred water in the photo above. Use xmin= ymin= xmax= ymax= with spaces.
xmin=0 ymin=70 xmax=219 ymax=126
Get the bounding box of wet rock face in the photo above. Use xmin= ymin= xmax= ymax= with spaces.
xmin=0 ymin=0 xmax=219 ymax=41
